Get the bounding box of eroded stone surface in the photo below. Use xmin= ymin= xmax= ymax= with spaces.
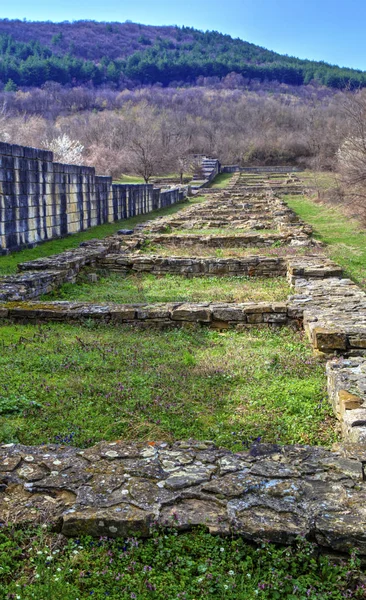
xmin=1 ymin=440 xmax=366 ymax=554
xmin=327 ymin=358 xmax=366 ymax=444
xmin=0 ymin=300 xmax=296 ymax=328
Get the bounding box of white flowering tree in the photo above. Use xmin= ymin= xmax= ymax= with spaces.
xmin=43 ymin=134 xmax=84 ymax=164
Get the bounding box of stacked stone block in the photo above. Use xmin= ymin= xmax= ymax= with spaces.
xmin=0 ymin=142 xmax=186 ymax=254
xmin=0 ymin=143 xmax=53 ymax=251
xmin=98 ymin=255 xmax=288 ymax=277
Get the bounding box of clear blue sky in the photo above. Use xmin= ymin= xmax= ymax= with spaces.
xmin=2 ymin=0 xmax=366 ymax=70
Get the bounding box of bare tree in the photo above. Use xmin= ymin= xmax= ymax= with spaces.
xmin=124 ymin=107 xmax=173 ymax=182
xmin=176 ymin=153 xmax=193 ymax=184
xmin=337 ymin=91 xmax=366 ymax=213
xmin=170 ymin=133 xmax=193 ymax=184
xmin=0 ymin=85 xmax=351 ymax=177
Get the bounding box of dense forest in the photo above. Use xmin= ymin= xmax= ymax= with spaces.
xmin=0 ymin=20 xmax=365 ymax=90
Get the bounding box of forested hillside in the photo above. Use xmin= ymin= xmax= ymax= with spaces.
xmin=0 ymin=19 xmax=365 ymax=89
xmin=0 ymin=18 xmax=365 ymax=183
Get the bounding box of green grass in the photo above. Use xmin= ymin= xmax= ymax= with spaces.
xmin=208 ymin=173 xmax=235 ymax=188
xmin=285 ymin=194 xmax=366 ymax=287
xmin=113 ymin=174 xmax=146 ymax=184
xmin=0 ymin=323 xmax=336 ymax=449
xmin=137 ymin=242 xmax=310 ymax=259
xmin=0 ymin=199 xmax=206 ymax=276
xmin=1 ymin=526 xmax=364 ymax=600
xmin=45 ymin=273 xmax=290 ymax=304
xmin=299 ymin=170 xmax=338 ymax=190
xmin=114 ymin=173 xmax=193 ymax=185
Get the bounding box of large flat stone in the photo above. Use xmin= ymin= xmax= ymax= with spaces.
xmin=1 ymin=440 xmax=366 ymax=555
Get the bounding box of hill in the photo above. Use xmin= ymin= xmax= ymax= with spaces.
xmin=0 ymin=19 xmax=365 ymax=90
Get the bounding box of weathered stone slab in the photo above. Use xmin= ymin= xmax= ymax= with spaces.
xmin=327 ymin=358 xmax=366 ymax=444
xmin=0 ymin=300 xmax=295 ymax=328
xmin=1 ymin=440 xmax=366 ymax=555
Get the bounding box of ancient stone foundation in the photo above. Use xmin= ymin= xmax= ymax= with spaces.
xmin=2 ymin=169 xmax=366 ymax=554
xmin=1 ymin=439 xmax=366 ymax=555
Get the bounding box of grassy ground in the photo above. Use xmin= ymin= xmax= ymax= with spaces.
xmin=285 ymin=194 xmax=366 ymax=287
xmin=0 ymin=199 xmax=205 ymax=276
xmin=45 ymin=273 xmax=290 ymax=304
xmin=0 ymin=322 xmax=336 ymax=449
xmin=299 ymin=170 xmax=339 ymax=191
xmin=1 ymin=526 xmax=364 ymax=600
xmin=137 ymin=242 xmax=319 ymax=259
xmin=208 ymin=173 xmax=235 ymax=188
xmin=115 ymin=173 xmax=193 ymax=185
xmin=113 ymin=174 xmax=146 ymax=184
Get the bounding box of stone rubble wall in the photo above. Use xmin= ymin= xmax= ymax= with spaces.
xmin=326 ymin=359 xmax=366 ymax=445
xmin=0 ymin=238 xmax=120 ymax=301
xmin=138 ymin=189 xmax=311 ymax=237
xmin=98 ymin=255 xmax=288 ymax=278
xmin=0 ymin=142 xmax=186 ymax=254
xmin=133 ymin=232 xmax=300 ymax=248
xmin=0 ymin=300 xmax=293 ymax=329
xmin=288 ymin=273 xmax=366 ymax=355
xmin=240 ymin=166 xmax=302 ymax=173
xmin=1 ymin=439 xmax=366 ymax=555
xmin=286 ymin=261 xmax=366 ymax=446
xmin=221 ymin=166 xmax=302 ymax=174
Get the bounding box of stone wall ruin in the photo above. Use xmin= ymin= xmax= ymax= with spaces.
xmin=2 ymin=166 xmax=366 ymax=555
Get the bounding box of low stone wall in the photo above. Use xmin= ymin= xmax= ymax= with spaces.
xmin=327 ymin=358 xmax=366 ymax=444
xmin=136 ymin=192 xmax=310 ymax=239
xmin=220 ymin=165 xmax=240 ymax=173
xmin=98 ymin=255 xmax=288 ymax=277
xmin=0 ymin=142 xmax=187 ymax=254
xmin=0 ymin=300 xmax=293 ymax=328
xmin=137 ymin=232 xmax=303 ymax=248
xmin=0 ymin=239 xmax=118 ymax=301
xmin=1 ymin=439 xmax=366 ymax=554
xmin=286 ymin=257 xmax=366 ymax=445
xmin=240 ymin=166 xmax=302 ymax=173
xmin=288 ymin=274 xmax=366 ymax=353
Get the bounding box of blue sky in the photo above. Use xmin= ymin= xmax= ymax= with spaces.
xmin=2 ymin=0 xmax=366 ymax=70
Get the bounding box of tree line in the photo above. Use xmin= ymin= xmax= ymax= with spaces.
xmin=1 ymin=28 xmax=366 ymax=90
